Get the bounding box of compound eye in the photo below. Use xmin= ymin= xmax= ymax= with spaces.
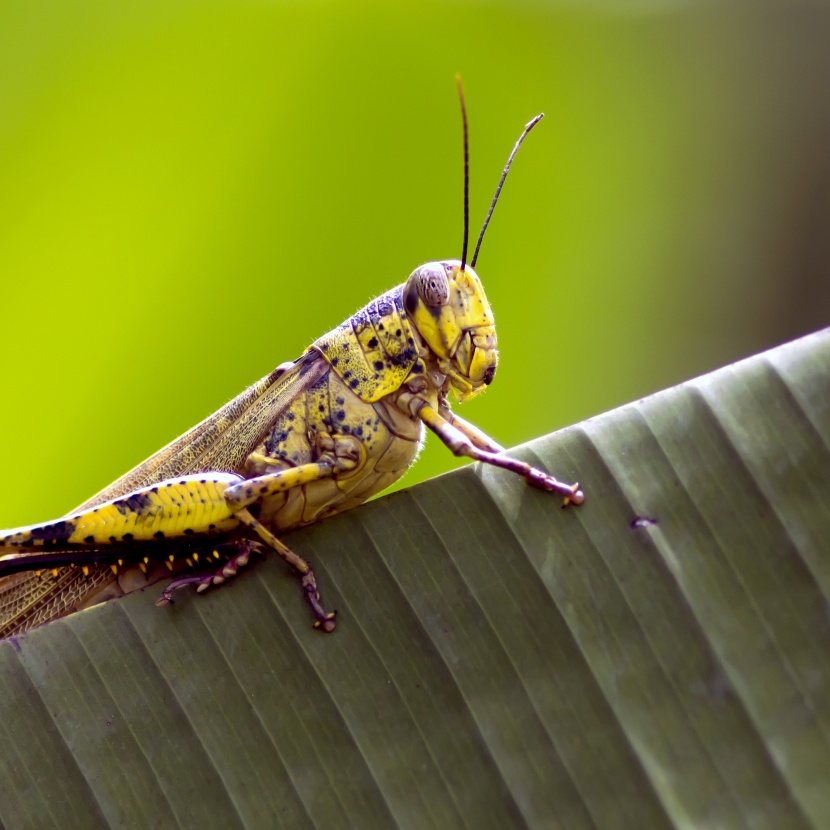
xmin=416 ymin=265 xmax=450 ymax=307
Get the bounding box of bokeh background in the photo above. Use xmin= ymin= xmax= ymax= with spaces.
xmin=0 ymin=0 xmax=828 ymax=527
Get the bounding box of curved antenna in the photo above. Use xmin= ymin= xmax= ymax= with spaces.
xmin=456 ymin=75 xmax=470 ymax=273
xmin=471 ymin=113 xmax=544 ymax=268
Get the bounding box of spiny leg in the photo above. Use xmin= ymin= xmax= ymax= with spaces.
xmin=233 ymin=506 xmax=336 ymax=633
xmin=418 ymin=402 xmax=584 ymax=506
xmin=156 ymin=540 xmax=263 ymax=603
xmin=217 ymin=436 xmax=364 ymax=631
xmin=155 ymin=510 xmax=337 ymax=633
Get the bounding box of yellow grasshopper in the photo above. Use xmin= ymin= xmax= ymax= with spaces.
xmin=0 ymin=84 xmax=584 ymax=636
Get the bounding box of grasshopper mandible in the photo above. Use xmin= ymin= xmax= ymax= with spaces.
xmin=0 ymin=82 xmax=584 ymax=636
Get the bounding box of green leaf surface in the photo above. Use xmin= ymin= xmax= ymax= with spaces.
xmin=1 ymin=328 xmax=828 ymax=830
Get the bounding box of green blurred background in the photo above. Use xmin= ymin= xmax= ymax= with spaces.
xmin=0 ymin=0 xmax=828 ymax=527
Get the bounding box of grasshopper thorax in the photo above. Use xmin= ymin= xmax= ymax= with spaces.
xmin=404 ymin=260 xmax=497 ymax=402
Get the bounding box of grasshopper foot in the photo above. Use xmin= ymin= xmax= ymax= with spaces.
xmin=525 ymin=467 xmax=584 ymax=507
xmin=562 ymin=483 xmax=585 ymax=507
xmin=156 ymin=573 xmax=214 ymax=605
xmin=301 ymin=571 xmax=337 ymax=633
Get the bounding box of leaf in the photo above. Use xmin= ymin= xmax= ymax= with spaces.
xmin=1 ymin=328 xmax=828 ymax=829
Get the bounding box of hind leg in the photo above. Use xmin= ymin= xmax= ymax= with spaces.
xmin=161 ymin=434 xmax=365 ymax=632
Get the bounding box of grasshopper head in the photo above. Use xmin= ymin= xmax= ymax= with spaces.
xmin=403 ymin=260 xmax=497 ymax=402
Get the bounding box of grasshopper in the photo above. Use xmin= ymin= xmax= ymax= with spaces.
xmin=0 ymin=83 xmax=584 ymax=636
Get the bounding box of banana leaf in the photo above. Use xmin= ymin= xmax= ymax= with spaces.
xmin=1 ymin=327 xmax=828 ymax=829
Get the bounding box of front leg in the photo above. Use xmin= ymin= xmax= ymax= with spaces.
xmin=417 ymin=401 xmax=584 ymax=506
xmin=438 ymin=402 xmax=505 ymax=454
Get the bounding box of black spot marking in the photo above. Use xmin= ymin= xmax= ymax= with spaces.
xmin=320 ymin=342 xmax=329 ymax=351
xmin=335 ymin=410 xmax=346 ymax=421
xmin=28 ymin=521 xmax=75 ymax=542
xmin=287 ymin=412 xmax=295 ymax=421
xmin=184 ymin=528 xmax=195 ymax=536
xmin=373 ymin=296 xmax=396 ymax=317
xmin=84 ymin=535 xmax=95 ymax=544
xmin=388 ymin=346 xmax=417 ymax=367
xmin=368 ymin=337 xmax=378 ymax=349
xmin=331 ymin=357 xmax=339 ymax=367
xmin=118 ymin=492 xmax=154 ymax=516
xmin=110 ymin=536 xmax=117 ymax=543
xmin=209 ymin=524 xmax=216 ymax=530
xmin=349 ymin=379 xmax=359 ymax=389
xmin=341 ymin=342 xmax=349 ymax=350
xmin=123 ymin=533 xmax=134 ymax=542
xmin=373 ymin=360 xmax=384 ymax=371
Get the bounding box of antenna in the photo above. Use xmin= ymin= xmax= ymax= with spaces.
xmin=456 ymin=75 xmax=470 ymax=273
xmin=471 ymin=113 xmax=544 ymax=268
